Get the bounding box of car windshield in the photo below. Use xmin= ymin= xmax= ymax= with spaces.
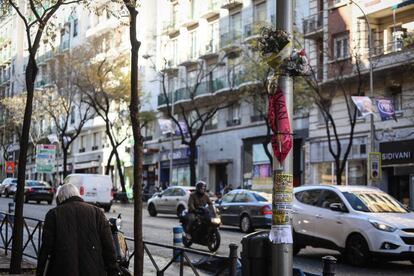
xmin=253 ymin=192 xmax=272 ymax=202
xmin=26 ymin=180 xmax=48 ymax=187
xmin=343 ymin=191 xmax=408 ymax=213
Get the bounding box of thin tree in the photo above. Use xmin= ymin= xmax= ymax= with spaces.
xmin=0 ymin=0 xmax=84 ymax=272
xmin=74 ymin=37 xmax=131 ymax=193
xmin=159 ymin=59 xmax=230 ymax=186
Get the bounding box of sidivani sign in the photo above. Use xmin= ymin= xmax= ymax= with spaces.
xmin=380 ymin=139 xmax=414 ymax=165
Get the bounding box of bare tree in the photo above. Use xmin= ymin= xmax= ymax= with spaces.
xmin=36 ymin=52 xmax=93 ymax=178
xmin=159 ymin=59 xmax=230 ymax=187
xmin=74 ymin=38 xmax=131 ymax=193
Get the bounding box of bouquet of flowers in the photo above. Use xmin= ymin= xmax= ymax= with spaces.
xmin=257 ymin=26 xmax=309 ymax=76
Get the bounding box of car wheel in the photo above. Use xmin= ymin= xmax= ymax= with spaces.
xmin=345 ymin=234 xmax=370 ymax=266
xmin=148 ymin=203 xmax=157 ymax=217
xmin=36 ymin=201 xmax=40 ymax=204
xmin=176 ymin=205 xmax=185 ymax=218
xmin=240 ymin=215 xmax=253 ymax=233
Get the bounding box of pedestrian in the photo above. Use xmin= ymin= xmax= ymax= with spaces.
xmin=37 ymin=183 xmax=120 ymax=276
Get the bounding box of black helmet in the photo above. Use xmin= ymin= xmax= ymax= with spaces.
xmin=196 ymin=181 xmax=206 ymax=194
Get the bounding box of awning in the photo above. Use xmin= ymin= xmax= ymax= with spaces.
xmin=392 ymin=0 xmax=414 ymax=10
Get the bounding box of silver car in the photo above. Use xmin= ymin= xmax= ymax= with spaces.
xmin=0 ymin=178 xmax=17 ymax=197
xmin=147 ymin=186 xmax=195 ymax=217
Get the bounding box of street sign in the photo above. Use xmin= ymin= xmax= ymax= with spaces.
xmin=368 ymin=152 xmax=382 ymax=181
xmin=36 ymin=144 xmax=56 ymax=173
xmin=5 ymin=161 xmax=14 ymax=174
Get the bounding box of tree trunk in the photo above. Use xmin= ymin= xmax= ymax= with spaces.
xmin=189 ymin=142 xmax=197 ymax=186
xmin=126 ymin=4 xmax=143 ymax=276
xmin=10 ymin=56 xmax=37 ymax=274
xmin=114 ymin=148 xmax=126 ymax=193
xmin=105 ymin=149 xmax=115 ymax=175
xmin=335 ymin=160 xmax=342 ymax=186
xmin=62 ymin=146 xmax=69 ymax=179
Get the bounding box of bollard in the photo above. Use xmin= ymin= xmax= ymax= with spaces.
xmin=8 ymin=202 xmax=14 ymax=213
xmin=322 ymin=255 xmax=337 ymax=276
xmin=173 ymin=226 xmax=183 ymax=262
xmin=228 ymin=243 xmax=238 ymax=276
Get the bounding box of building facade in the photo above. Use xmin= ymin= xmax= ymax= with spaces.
xmin=144 ymin=0 xmax=309 ymax=194
xmin=0 ymin=1 xmax=158 ymax=192
xmin=303 ymin=0 xmax=414 ymax=207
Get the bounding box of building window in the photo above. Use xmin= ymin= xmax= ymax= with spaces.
xmin=92 ymin=132 xmax=99 ymax=150
xmin=254 ymin=2 xmax=266 ymax=22
xmin=251 ymin=97 xmax=266 ymax=122
xmin=205 ymin=112 xmax=218 ymax=131
xmin=70 ymin=106 xmax=75 ymax=124
xmin=227 ymin=103 xmax=241 ymax=126
xmin=73 ymin=19 xmax=78 ymax=37
xmin=386 ymin=85 xmax=402 ymax=111
xmin=190 ymin=31 xmax=197 ymax=60
xmin=333 ymin=33 xmax=349 ymax=59
xmin=230 ymin=12 xmax=242 ymax=39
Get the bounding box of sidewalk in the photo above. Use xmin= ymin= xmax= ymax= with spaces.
xmin=0 ymin=251 xmax=211 ymax=275
xmin=0 ymin=251 xmax=36 ymax=275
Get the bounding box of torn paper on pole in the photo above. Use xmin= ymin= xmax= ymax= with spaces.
xmin=269 ymin=225 xmax=293 ymax=244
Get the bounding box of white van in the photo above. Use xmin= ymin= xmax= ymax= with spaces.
xmin=63 ymin=174 xmax=113 ymax=212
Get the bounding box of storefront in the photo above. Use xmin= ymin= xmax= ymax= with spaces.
xmin=380 ymin=139 xmax=414 ymax=209
xmin=159 ymin=147 xmax=197 ymax=188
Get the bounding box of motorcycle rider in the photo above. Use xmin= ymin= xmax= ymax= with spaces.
xmin=186 ymin=181 xmax=212 ymax=235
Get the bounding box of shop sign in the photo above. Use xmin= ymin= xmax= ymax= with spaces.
xmin=5 ymin=161 xmax=14 ymax=174
xmin=380 ymin=139 xmax=414 ymax=165
xmin=160 ymin=148 xmax=197 ymax=161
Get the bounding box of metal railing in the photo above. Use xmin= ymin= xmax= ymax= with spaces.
xmin=129 ymin=238 xmax=239 ymax=276
xmin=303 ymin=11 xmax=323 ymax=36
xmin=0 ymin=212 xmax=43 ymax=260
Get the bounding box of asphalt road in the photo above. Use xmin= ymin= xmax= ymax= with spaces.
xmin=0 ymin=198 xmax=413 ymax=275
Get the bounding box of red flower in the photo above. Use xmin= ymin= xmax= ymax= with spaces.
xmin=299 ymin=49 xmax=306 ymax=56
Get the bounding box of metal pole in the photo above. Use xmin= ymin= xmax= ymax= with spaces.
xmin=322 ymin=256 xmax=337 ymax=276
xmin=228 ymin=243 xmax=238 ymax=276
xmin=272 ymin=1 xmax=293 ymax=276
xmin=350 ymin=1 xmax=375 ymax=186
xmin=169 ymin=90 xmax=174 ymax=187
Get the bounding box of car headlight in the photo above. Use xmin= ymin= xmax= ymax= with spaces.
xmin=369 ymin=219 xmax=397 ymax=232
xmin=211 ymin=218 xmax=221 ymax=225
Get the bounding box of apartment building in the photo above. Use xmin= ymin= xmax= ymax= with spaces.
xmin=303 ymin=0 xmax=414 ymax=207
xmin=142 ymin=0 xmax=309 ymax=194
xmin=0 ymin=1 xmax=158 ymax=190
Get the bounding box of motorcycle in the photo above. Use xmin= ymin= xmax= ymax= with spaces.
xmin=180 ymin=205 xmax=221 ymax=252
xmin=109 ymin=214 xmax=132 ymax=276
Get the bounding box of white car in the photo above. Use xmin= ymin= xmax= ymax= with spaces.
xmin=147 ymin=186 xmax=195 ymax=217
xmin=292 ymin=185 xmax=414 ymax=266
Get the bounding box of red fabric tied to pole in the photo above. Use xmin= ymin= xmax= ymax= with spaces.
xmin=268 ymin=87 xmax=292 ymax=163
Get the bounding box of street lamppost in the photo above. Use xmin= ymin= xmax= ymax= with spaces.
xmin=349 ymin=0 xmax=376 ymax=186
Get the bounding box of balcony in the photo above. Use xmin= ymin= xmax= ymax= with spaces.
xmin=199 ymin=39 xmax=219 ymax=59
xmin=157 ymin=78 xmax=226 ymax=107
xmin=85 ymin=19 xmax=119 ymax=38
xmin=161 ymin=59 xmax=179 ymax=74
xmin=220 ymin=0 xmax=242 ymax=10
xmin=180 ymin=14 xmax=198 ymax=28
xmin=178 ymin=52 xmax=198 ymax=67
xmin=55 ymin=40 xmax=70 ymax=56
xmin=226 ymin=117 xmax=241 ymax=127
xmin=370 ymin=39 xmax=414 ymax=70
xmin=220 ymin=31 xmax=242 ymax=53
xmin=303 ymin=11 xmax=323 ymax=39
xmin=244 ymin=21 xmax=267 ymax=41
xmin=162 ymin=21 xmax=180 ymax=37
xmin=200 ymin=0 xmax=220 ymax=20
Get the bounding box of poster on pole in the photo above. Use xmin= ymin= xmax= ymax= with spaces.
xmin=5 ymin=161 xmax=14 ymax=174
xmin=36 ymin=144 xmax=56 ymax=173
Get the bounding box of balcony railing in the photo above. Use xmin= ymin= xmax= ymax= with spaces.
xmin=220 ymin=31 xmax=242 ymax=48
xmin=244 ymin=21 xmax=267 ymax=38
xmin=157 ymin=78 xmax=226 ymax=106
xmin=303 ymin=11 xmax=323 ymax=38
xmin=220 ymin=0 xmax=243 ymax=10
xmin=161 ymin=21 xmax=179 ymax=36
xmin=371 ymin=38 xmax=414 ymax=56
xmin=199 ymin=39 xmax=219 ymax=58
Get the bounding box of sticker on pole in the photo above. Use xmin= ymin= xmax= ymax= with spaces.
xmin=269 ymin=225 xmax=293 ymax=244
xmin=36 ymin=144 xmax=56 ymax=173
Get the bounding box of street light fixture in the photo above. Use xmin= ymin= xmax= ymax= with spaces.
xmin=349 ymin=0 xmax=376 ymax=186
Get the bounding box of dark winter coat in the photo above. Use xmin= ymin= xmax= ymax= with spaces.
xmin=37 ymin=196 xmax=119 ymax=276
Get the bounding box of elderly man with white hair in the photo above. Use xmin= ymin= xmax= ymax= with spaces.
xmin=37 ymin=184 xmax=120 ymax=276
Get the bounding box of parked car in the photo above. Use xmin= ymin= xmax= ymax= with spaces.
xmin=0 ymin=178 xmax=17 ymax=197
xmin=292 ymin=185 xmax=414 ymax=266
xmin=215 ymin=189 xmax=272 ymax=233
xmin=24 ymin=180 xmax=55 ymax=204
xmin=63 ymin=174 xmax=113 ymax=212
xmin=147 ymin=186 xmax=195 ymax=217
